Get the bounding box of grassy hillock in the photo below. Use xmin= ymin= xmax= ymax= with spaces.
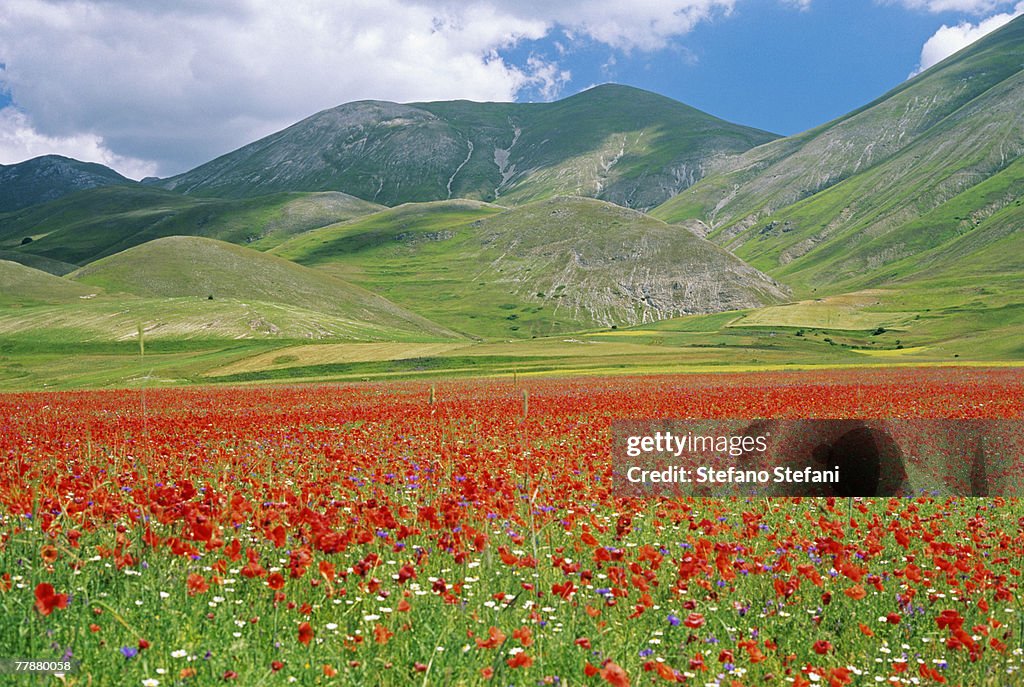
xmin=0 ymin=260 xmax=99 ymax=306
xmin=275 ymin=196 xmax=788 ymax=338
xmin=0 ymin=186 xmax=382 ymax=267
xmin=67 ymin=236 xmax=459 ymax=341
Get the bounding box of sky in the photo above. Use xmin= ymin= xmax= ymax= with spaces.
xmin=1 ymin=0 xmax=1022 ymax=179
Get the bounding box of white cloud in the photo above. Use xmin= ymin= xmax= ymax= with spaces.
xmin=549 ymin=0 xmax=735 ymax=51
xmin=521 ymin=56 xmax=573 ymax=101
xmin=0 ymin=0 xmax=733 ymax=177
xmin=910 ymin=2 xmax=1024 ymax=75
xmin=0 ymin=106 xmax=157 ymax=179
xmin=410 ymin=1 xmax=737 ymax=52
xmin=888 ymin=0 xmax=1017 ymax=12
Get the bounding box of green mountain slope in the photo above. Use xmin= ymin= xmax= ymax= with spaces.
xmin=763 ymin=154 xmax=1024 ymax=292
xmin=0 ymin=186 xmax=383 ymax=269
xmin=273 ymin=199 xmax=506 ymax=268
xmin=68 ymin=236 xmax=458 ymax=340
xmin=274 ymin=196 xmax=788 ymax=337
xmin=0 ymin=260 xmax=99 ymax=306
xmin=0 ymin=250 xmax=79 ymax=276
xmin=0 ymin=155 xmax=135 ymax=212
xmin=156 ymin=85 xmax=777 ymax=210
xmin=652 ymin=15 xmax=1024 ymax=297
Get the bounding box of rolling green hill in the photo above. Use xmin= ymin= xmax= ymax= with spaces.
xmin=652 ymin=15 xmax=1024 ymax=297
xmin=0 ymin=155 xmax=135 ymax=213
xmin=0 ymin=260 xmax=98 ymax=306
xmin=67 ymin=236 xmax=459 ymax=340
xmin=274 ymin=196 xmax=789 ymax=338
xmin=272 ymin=199 xmax=506 ymax=269
xmin=0 ymin=250 xmax=79 ymax=276
xmin=155 ymin=84 xmax=777 ymax=210
xmin=0 ymin=186 xmax=383 ymax=269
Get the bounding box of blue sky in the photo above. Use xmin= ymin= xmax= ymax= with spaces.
xmin=505 ymin=2 xmax=940 ymax=136
xmin=1 ymin=1 xmax=1022 ymax=177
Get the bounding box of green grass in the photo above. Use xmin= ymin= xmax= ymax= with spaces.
xmin=0 ymin=260 xmax=99 ymax=306
xmin=0 ymin=297 xmax=446 ymax=345
xmin=0 ymin=186 xmax=382 ymax=267
xmin=0 ymin=250 xmax=80 ymax=276
xmin=68 ymin=236 xmax=459 ymax=341
xmin=275 ymin=196 xmax=787 ymax=339
xmin=727 ymin=125 xmax=1024 ymax=296
xmin=1 ymin=268 xmax=1021 ymax=390
xmin=0 ymin=339 xmax=273 ymax=390
xmin=273 ymin=199 xmax=504 ymax=269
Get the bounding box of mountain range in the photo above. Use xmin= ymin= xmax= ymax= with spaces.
xmin=0 ymin=16 xmax=1021 ymax=355
xmin=653 ymin=14 xmax=1024 ymax=297
xmin=0 ymin=155 xmax=134 ymax=213
xmin=153 ymin=84 xmax=777 ymax=210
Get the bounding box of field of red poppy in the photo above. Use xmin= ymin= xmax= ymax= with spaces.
xmin=2 ymin=367 xmax=1023 ymax=686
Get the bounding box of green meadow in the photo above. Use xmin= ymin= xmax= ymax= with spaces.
xmin=2 ymin=274 xmax=1020 ymax=391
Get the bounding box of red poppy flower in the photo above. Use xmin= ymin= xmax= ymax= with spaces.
xmin=643 ymin=661 xmax=679 ymax=682
xmin=373 ymin=624 xmax=394 ymax=645
xmin=683 ymin=612 xmax=705 ymax=628
xmin=600 ymin=661 xmax=630 ymax=687
xmin=936 ymin=610 xmax=963 ymax=631
xmin=812 ymin=640 xmax=832 ymax=655
xmin=506 ymin=653 xmax=533 ymax=669
xmin=475 ymin=626 xmax=506 ymax=649
xmin=34 ymin=583 xmax=68 ymax=616
xmin=187 ymin=573 xmax=209 ymax=596
xmin=298 ymin=621 xmax=314 ymax=645
xmin=918 ymin=664 xmax=946 ymax=683
xmin=512 ymin=626 xmax=533 ymax=648
xmin=844 ymin=585 xmax=866 ymax=600
xmin=829 ymin=667 xmax=853 ymax=686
